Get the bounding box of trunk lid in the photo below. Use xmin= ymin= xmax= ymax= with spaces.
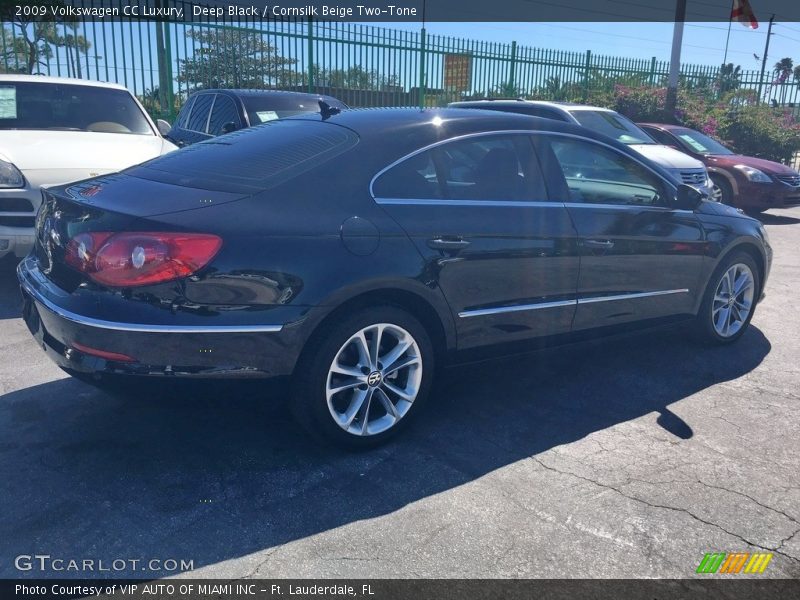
xmin=34 ymin=175 xmax=247 ymax=291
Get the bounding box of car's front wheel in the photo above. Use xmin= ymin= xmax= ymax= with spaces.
xmin=291 ymin=306 xmax=435 ymax=448
xmin=695 ymin=251 xmax=760 ymax=344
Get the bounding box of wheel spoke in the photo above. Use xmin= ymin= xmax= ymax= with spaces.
xmin=715 ymin=305 xmax=730 ymax=335
xmin=384 ymin=355 xmax=420 ymax=377
xmin=382 ymin=380 xmax=416 ymax=402
xmin=380 ymin=337 xmax=412 ymax=371
xmin=360 ymin=389 xmax=374 ymax=435
xmin=341 ymin=388 xmax=369 ymax=429
xmin=375 ymin=387 xmax=399 ymax=420
xmin=367 ymin=325 xmax=383 ymax=369
xmin=328 ymin=378 xmax=365 ymax=398
xmin=354 ymin=331 xmax=372 ymax=369
xmin=734 ymin=275 xmax=753 ymax=297
xmin=331 ymin=363 xmax=365 ymax=378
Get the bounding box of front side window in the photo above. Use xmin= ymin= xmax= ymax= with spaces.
xmin=207 ymin=95 xmax=240 ymax=136
xmin=0 ymin=82 xmax=153 ymax=135
xmin=373 ymin=134 xmax=544 ymax=201
xmin=546 ymin=136 xmax=666 ymax=207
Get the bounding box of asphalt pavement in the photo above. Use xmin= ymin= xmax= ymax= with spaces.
xmin=0 ymin=209 xmax=798 ymax=579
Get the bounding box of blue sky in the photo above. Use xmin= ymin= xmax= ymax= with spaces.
xmin=384 ymin=21 xmax=800 ymax=70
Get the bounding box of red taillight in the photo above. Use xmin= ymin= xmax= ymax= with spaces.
xmin=65 ymin=232 xmax=222 ymax=287
xmin=71 ymin=341 xmax=137 ymax=363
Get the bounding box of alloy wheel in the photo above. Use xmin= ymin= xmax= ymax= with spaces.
xmin=326 ymin=323 xmax=422 ymax=436
xmin=712 ymin=263 xmax=755 ymax=338
xmin=710 ymin=183 xmax=724 ymax=203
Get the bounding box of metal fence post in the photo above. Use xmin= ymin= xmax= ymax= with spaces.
xmin=509 ymin=40 xmax=517 ymax=93
xmin=419 ymin=27 xmax=426 ymax=109
xmin=163 ymin=20 xmax=175 ymax=120
xmin=649 ymin=56 xmax=657 ymax=86
xmin=307 ymin=16 xmax=314 ymax=93
xmin=583 ymin=50 xmax=591 ymax=101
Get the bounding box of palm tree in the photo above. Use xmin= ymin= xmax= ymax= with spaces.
xmin=773 ymin=57 xmax=794 ymax=105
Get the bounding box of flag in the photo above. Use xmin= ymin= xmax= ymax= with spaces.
xmin=731 ymin=0 xmax=759 ymax=29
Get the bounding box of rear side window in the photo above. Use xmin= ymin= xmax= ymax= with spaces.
xmin=643 ymin=127 xmax=675 ymax=146
xmin=173 ymin=96 xmax=195 ymax=129
xmin=373 ymin=134 xmax=545 ymax=202
xmin=207 ymin=95 xmax=240 ymax=136
xmin=186 ymin=94 xmax=213 ymax=133
xmin=128 ymin=120 xmax=359 ymax=193
xmin=545 ymin=136 xmax=666 ymax=206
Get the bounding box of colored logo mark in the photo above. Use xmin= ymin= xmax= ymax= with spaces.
xmin=696 ymin=552 xmax=773 ymax=574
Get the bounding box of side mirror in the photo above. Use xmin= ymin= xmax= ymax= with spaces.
xmin=156 ymin=119 xmax=171 ymax=136
xmin=221 ymin=122 xmax=238 ymax=134
xmin=675 ymin=184 xmax=705 ymax=210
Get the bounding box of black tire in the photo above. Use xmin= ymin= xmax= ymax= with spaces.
xmin=695 ymin=251 xmax=760 ymax=345
xmin=291 ymin=305 xmax=435 ymax=449
xmin=710 ymin=174 xmax=734 ymax=206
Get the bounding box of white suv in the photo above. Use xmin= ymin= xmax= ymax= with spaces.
xmin=0 ymin=75 xmax=177 ymax=260
xmin=450 ymin=99 xmax=713 ymax=195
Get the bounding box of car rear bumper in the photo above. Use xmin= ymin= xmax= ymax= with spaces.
xmin=17 ymin=256 xmax=308 ymax=379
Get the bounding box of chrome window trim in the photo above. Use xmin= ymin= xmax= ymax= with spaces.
xmin=369 ymin=129 xmax=680 ymax=208
xmin=19 ymin=273 xmax=283 ymax=334
xmin=374 ymin=198 xmax=692 ymax=214
xmin=458 ymin=288 xmax=688 ymax=318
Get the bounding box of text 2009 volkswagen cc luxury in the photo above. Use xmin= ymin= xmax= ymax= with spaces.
xmin=18 ymin=108 xmax=771 ymax=447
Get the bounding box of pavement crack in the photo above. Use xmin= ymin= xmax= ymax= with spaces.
xmin=531 ymin=457 xmax=800 ymax=565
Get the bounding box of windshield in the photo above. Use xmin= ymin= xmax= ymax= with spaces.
xmin=242 ymin=95 xmax=347 ymax=124
xmin=671 ymin=127 xmax=733 ymax=155
xmin=0 ymin=81 xmax=153 ymax=135
xmin=569 ymin=110 xmax=655 ymax=145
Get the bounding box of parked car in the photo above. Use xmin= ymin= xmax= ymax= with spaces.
xmin=0 ymin=75 xmax=177 ymax=261
xmin=165 ymin=89 xmax=348 ymax=147
xmin=18 ymin=108 xmax=771 ymax=448
xmin=638 ymin=123 xmax=800 ymax=214
xmin=449 ymin=100 xmax=714 ymax=196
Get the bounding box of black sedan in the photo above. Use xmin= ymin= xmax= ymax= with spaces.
xmin=165 ymin=89 xmax=348 ymax=146
xmin=18 ymin=108 xmax=772 ymax=448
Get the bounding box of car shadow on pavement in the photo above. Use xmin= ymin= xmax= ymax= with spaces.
xmin=0 ymin=256 xmax=22 ymax=320
xmin=757 ymin=212 xmax=800 ymax=225
xmin=0 ymin=322 xmax=770 ymax=577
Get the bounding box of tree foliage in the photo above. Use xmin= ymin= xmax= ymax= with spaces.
xmin=178 ymin=28 xmax=298 ymax=90
xmin=312 ymin=64 xmax=399 ymax=90
xmin=3 ymin=19 xmax=90 ymax=75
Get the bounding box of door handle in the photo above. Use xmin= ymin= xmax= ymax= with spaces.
xmin=583 ymin=239 xmax=615 ymax=249
xmin=427 ymin=237 xmax=471 ymax=250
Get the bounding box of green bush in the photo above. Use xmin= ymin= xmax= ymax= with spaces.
xmin=609 ymin=86 xmax=800 ymax=163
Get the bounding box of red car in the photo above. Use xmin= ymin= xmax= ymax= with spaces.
xmin=638 ymin=123 xmax=800 ymax=214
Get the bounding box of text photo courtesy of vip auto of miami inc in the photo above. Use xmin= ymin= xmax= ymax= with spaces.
xmin=1 ymin=0 xmax=800 ymax=598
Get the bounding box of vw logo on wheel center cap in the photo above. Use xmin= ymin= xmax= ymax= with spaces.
xmin=367 ymin=371 xmax=382 ymax=387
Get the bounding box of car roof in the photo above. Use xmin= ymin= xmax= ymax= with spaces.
xmin=450 ymin=100 xmax=612 ymax=112
xmin=289 ymin=106 xmax=637 ymax=155
xmin=638 ymin=122 xmax=685 ymax=130
xmin=189 ymin=88 xmax=343 ymax=102
xmin=0 ymin=74 xmax=129 ymax=91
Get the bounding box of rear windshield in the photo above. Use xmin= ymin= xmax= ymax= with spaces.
xmin=127 ymin=119 xmax=359 ymax=193
xmin=242 ymin=95 xmax=347 ymax=124
xmin=0 ymin=81 xmax=153 ymax=135
xmin=569 ymin=110 xmax=655 ymax=145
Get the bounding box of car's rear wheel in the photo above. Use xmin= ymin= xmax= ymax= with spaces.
xmin=291 ymin=306 xmax=435 ymax=448
xmin=695 ymin=251 xmax=760 ymax=344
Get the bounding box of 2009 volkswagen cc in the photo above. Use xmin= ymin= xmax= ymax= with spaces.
xmin=18 ymin=108 xmax=771 ymax=448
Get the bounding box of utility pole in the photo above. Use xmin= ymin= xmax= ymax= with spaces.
xmin=665 ymin=0 xmax=687 ymax=121
xmin=757 ymin=14 xmax=775 ymax=103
